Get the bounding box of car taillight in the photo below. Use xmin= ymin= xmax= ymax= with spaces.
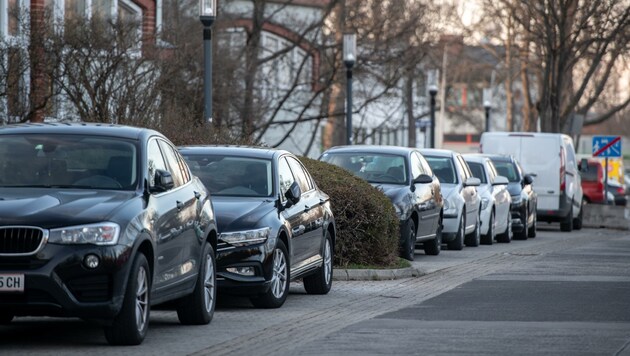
xmin=560 ymin=147 xmax=566 ymax=192
xmin=617 ymin=186 xmax=625 ymax=194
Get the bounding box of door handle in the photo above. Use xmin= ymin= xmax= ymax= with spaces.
xmin=194 ymin=191 xmax=201 ymax=200
xmin=319 ymin=198 xmax=326 ymax=205
xmin=292 ymin=225 xmax=306 ymax=235
xmin=304 ymin=205 xmax=311 ymax=212
xmin=176 ymin=201 xmax=184 ymax=211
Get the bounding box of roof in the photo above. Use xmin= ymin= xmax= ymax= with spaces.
xmin=462 ymin=153 xmax=491 ymax=164
xmin=0 ymin=123 xmax=160 ymax=141
xmin=178 ymin=145 xmax=287 ymax=160
xmin=418 ymin=148 xmax=457 ymax=158
xmin=481 ymin=153 xmax=514 ymax=162
xmin=322 ymin=145 xmax=415 ymax=156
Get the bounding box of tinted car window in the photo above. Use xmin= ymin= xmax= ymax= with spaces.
xmin=467 ymin=162 xmax=487 ymax=184
xmin=148 ymin=139 xmax=168 ymax=189
xmin=410 ymin=152 xmax=424 ymax=179
xmin=278 ymin=157 xmax=295 ymax=200
xmin=581 ymin=162 xmax=600 ymax=182
xmin=424 ymin=156 xmax=458 ymax=184
xmin=158 ymin=140 xmax=185 ymax=188
xmin=286 ymin=156 xmax=312 ymax=193
xmin=182 ymin=154 xmax=273 ymax=197
xmin=321 ymin=152 xmax=407 ymax=184
xmin=493 ymin=161 xmax=520 ymax=183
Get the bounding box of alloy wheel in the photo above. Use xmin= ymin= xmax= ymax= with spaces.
xmin=271 ymin=248 xmax=288 ymax=299
xmin=203 ymin=253 xmax=216 ymax=312
xmin=135 ymin=267 xmax=149 ymax=333
xmin=323 ymin=239 xmax=332 ymax=285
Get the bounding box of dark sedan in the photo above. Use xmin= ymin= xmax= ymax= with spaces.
xmin=319 ymin=145 xmax=443 ymax=260
xmin=485 ymin=154 xmax=537 ymax=239
xmin=179 ymin=146 xmax=335 ymax=308
xmin=0 ymin=123 xmax=218 ymax=345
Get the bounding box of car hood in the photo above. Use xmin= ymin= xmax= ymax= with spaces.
xmin=370 ymin=183 xmax=408 ymax=201
xmin=507 ymin=183 xmax=523 ymax=197
xmin=0 ymin=188 xmax=137 ymax=228
xmin=212 ymin=197 xmax=276 ymax=233
xmin=439 ymin=184 xmax=459 ymax=200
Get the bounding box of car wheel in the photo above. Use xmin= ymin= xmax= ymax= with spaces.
xmin=516 ymin=206 xmax=529 ymax=240
xmin=497 ymin=212 xmax=512 ymax=243
xmin=447 ymin=214 xmax=465 ymax=251
xmin=481 ymin=210 xmax=494 ymax=245
xmin=573 ymin=200 xmax=584 ymax=230
xmin=560 ymin=203 xmax=573 ymax=232
xmin=528 ymin=208 xmax=537 ymax=238
xmin=250 ymin=240 xmax=290 ymax=308
xmin=423 ymin=217 xmax=442 ymax=256
xmin=177 ymin=242 xmax=216 ymax=325
xmin=465 ymin=214 xmax=481 ymax=247
xmin=0 ymin=313 xmax=14 ymax=324
xmin=304 ymin=231 xmax=333 ymax=295
xmin=104 ymin=253 xmax=150 ymax=346
xmin=400 ymin=219 xmax=416 ymax=261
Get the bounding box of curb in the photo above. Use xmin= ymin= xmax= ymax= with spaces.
xmin=332 ymin=267 xmax=425 ymax=281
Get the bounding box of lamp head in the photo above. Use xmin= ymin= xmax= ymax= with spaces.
xmin=343 ymin=33 xmax=356 ymax=68
xmin=199 ymin=0 xmax=217 ymax=27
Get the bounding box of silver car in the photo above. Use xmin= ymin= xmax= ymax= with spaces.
xmin=463 ymin=154 xmax=513 ymax=244
xmin=420 ymin=149 xmax=481 ymax=250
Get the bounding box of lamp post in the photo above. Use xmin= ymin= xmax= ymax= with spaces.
xmin=343 ymin=32 xmax=356 ymax=145
xmin=427 ymin=69 xmax=439 ymax=148
xmin=483 ymin=87 xmax=492 ymax=132
xmin=199 ymin=0 xmax=217 ymax=125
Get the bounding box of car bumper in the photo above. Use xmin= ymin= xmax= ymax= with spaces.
xmin=479 ymin=207 xmax=492 ymax=235
xmin=442 ymin=215 xmax=460 ymax=242
xmin=216 ymin=242 xmax=274 ymax=296
xmin=0 ymin=244 xmax=132 ymax=319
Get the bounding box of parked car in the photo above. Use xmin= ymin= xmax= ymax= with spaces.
xmin=606 ymin=179 xmax=628 ymax=206
xmin=179 ymin=146 xmax=335 ymax=308
xmin=484 ymin=154 xmax=537 ymax=239
xmin=0 ymin=124 xmax=218 ymax=345
xmin=319 ymin=145 xmax=443 ymax=260
xmin=579 ymin=158 xmax=606 ymax=204
xmin=419 ymin=149 xmax=481 ymax=250
xmin=480 ymin=132 xmax=583 ymax=231
xmin=463 ymin=154 xmax=512 ymax=244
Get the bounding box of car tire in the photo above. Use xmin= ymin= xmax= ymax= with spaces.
xmin=528 ymin=208 xmax=537 ymax=238
xmin=304 ymin=231 xmax=333 ymax=295
xmin=0 ymin=313 xmax=14 ymax=324
xmin=465 ymin=214 xmax=481 ymax=247
xmin=573 ymin=200 xmax=584 ymax=230
xmin=177 ymin=242 xmax=216 ymax=325
xmin=447 ymin=215 xmax=465 ymax=251
xmin=481 ymin=210 xmax=494 ymax=245
xmin=560 ymin=204 xmax=573 ymax=232
xmin=104 ymin=253 xmax=151 ymax=346
xmin=424 ymin=216 xmax=442 ymax=256
xmin=400 ymin=219 xmax=416 ymax=261
xmin=516 ymin=206 xmax=529 ymax=240
xmin=496 ymin=212 xmax=512 ymax=243
xmin=250 ymin=240 xmax=290 ymax=308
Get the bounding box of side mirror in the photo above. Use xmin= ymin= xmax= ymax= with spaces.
xmin=284 ymin=181 xmax=301 ymax=208
xmin=523 ymin=174 xmax=534 ymax=185
xmin=579 ymin=158 xmax=588 ymax=172
xmin=414 ymin=174 xmax=433 ymax=184
xmin=493 ymin=176 xmax=509 ymax=185
xmin=151 ymin=169 xmax=174 ymax=193
xmin=464 ymin=177 xmax=481 ymax=187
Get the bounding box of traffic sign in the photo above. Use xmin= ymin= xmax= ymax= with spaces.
xmin=592 ymin=136 xmax=622 ymax=158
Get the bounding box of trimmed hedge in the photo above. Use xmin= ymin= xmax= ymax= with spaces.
xmin=300 ymin=157 xmax=400 ymax=268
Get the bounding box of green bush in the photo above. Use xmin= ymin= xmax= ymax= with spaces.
xmin=300 ymin=157 xmax=400 ymax=268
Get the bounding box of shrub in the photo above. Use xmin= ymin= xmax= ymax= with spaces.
xmin=300 ymin=157 xmax=400 ymax=268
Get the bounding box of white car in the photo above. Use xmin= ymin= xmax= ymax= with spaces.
xmin=421 ymin=149 xmax=481 ymax=250
xmin=463 ymin=154 xmax=513 ymax=244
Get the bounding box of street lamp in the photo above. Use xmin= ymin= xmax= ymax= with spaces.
xmin=483 ymin=87 xmax=492 ymax=132
xmin=199 ymin=0 xmax=217 ymax=125
xmin=427 ymin=69 xmax=439 ymax=148
xmin=343 ymin=32 xmax=356 ymax=145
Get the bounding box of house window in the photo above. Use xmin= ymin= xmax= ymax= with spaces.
xmin=92 ymin=0 xmax=114 ymax=20
xmin=7 ymin=0 xmax=22 ymax=36
xmin=260 ymin=32 xmax=313 ymax=92
xmin=64 ymin=0 xmax=86 ymax=20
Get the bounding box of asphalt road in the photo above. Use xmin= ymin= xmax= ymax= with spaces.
xmin=1 ymin=226 xmax=629 ymax=355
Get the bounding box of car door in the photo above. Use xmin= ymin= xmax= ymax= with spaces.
xmin=456 ymin=155 xmax=478 ymax=230
xmin=411 ymin=152 xmax=437 ymax=238
xmin=277 ymin=157 xmax=309 ymax=271
xmin=563 ymin=138 xmax=582 ymax=216
xmin=285 ymin=156 xmax=324 ymax=269
xmin=487 ymin=159 xmax=509 ymax=232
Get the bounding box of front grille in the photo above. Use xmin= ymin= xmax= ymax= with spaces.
xmin=0 ymin=227 xmax=46 ymax=255
xmin=67 ymin=275 xmax=111 ymax=303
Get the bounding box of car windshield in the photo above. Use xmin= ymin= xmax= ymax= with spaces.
xmin=320 ymin=152 xmax=408 ymax=184
xmin=182 ymin=154 xmax=273 ymax=197
xmin=492 ymin=161 xmax=521 ymax=183
xmin=424 ymin=156 xmax=458 ymax=184
xmin=467 ymin=162 xmax=487 ymax=184
xmin=0 ymin=134 xmax=137 ymax=190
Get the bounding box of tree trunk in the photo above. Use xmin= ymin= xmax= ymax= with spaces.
xmin=322 ymin=0 xmax=346 ymax=149
xmin=241 ymin=0 xmax=265 ymax=139
xmin=405 ymin=68 xmax=415 ymax=147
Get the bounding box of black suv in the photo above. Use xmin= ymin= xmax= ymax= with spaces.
xmin=485 ymin=154 xmax=537 ymax=239
xmin=0 ymin=124 xmax=218 ymax=345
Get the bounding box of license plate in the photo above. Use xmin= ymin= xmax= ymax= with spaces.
xmin=0 ymin=274 xmax=25 ymax=293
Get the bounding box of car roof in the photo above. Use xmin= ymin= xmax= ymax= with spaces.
xmin=178 ymin=145 xmax=288 ymax=160
xmin=322 ymin=145 xmax=415 ymax=156
xmin=481 ymin=153 xmax=514 ymax=162
xmin=0 ymin=122 xmax=159 ymax=141
xmin=462 ymin=154 xmax=490 ymax=164
xmin=418 ymin=148 xmax=456 ymax=158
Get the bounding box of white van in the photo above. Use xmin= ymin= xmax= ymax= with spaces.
xmin=480 ymin=132 xmax=583 ymax=231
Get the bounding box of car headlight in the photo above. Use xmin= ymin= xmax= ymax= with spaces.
xmin=444 ymin=198 xmax=457 ymax=214
xmin=49 ymin=222 xmax=120 ymax=245
xmin=481 ymin=198 xmax=490 ymax=210
xmin=221 ymin=227 xmax=271 ymax=246
xmin=511 ymin=197 xmax=522 ymax=209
